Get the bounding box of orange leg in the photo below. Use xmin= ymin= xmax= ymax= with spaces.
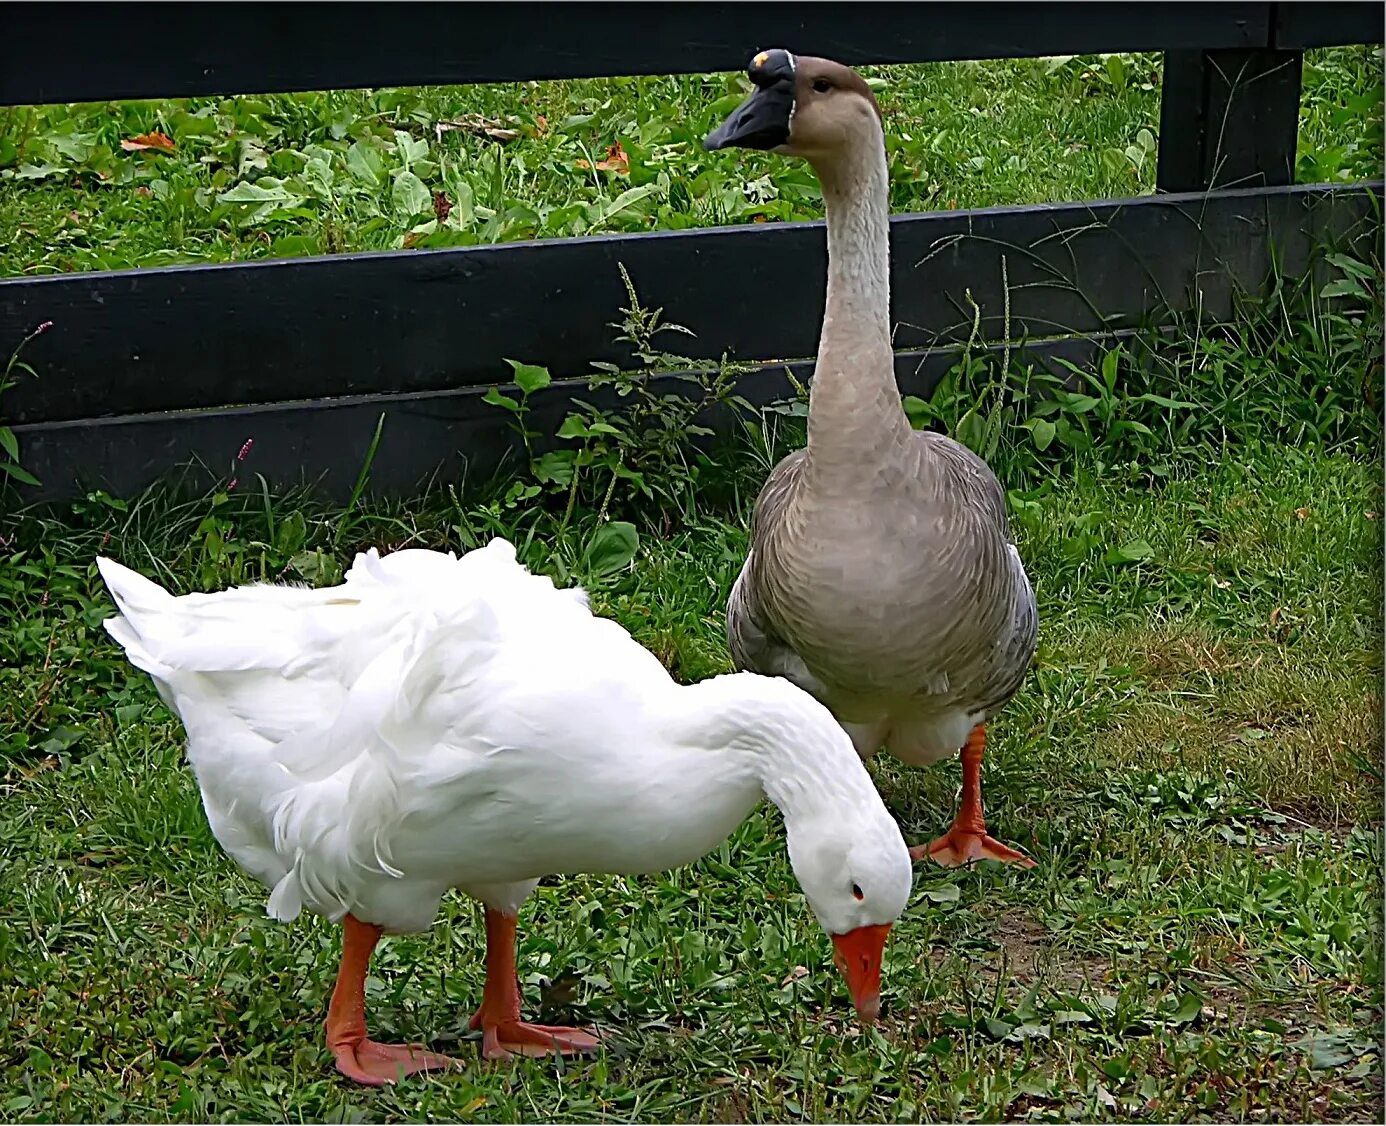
xmin=911 ymin=725 xmax=1036 ymax=869
xmin=467 ymin=906 xmax=602 ymax=1060
xmin=325 ymin=914 xmax=462 ymax=1086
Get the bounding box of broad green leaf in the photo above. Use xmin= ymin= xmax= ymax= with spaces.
xmin=982 ymin=1017 xmax=1015 ymax=1040
xmin=595 ymin=184 xmax=656 ymax=224
xmin=922 ymin=884 xmax=961 ymax=903
xmin=114 ymin=703 xmax=146 ymax=726
xmin=1295 ymin=1030 xmax=1375 ymax=1070
xmin=1168 ymin=994 xmax=1202 ymax=1024
xmin=217 ymin=180 xmax=302 ymax=205
xmin=556 ymin=414 xmax=591 ymax=439
xmin=171 ymin=108 xmax=219 ymax=137
xmin=302 ymin=156 xmax=335 ymax=199
xmin=1100 ymin=347 xmax=1120 ymax=391
xmin=1326 ymin=252 xmax=1374 ymax=278
xmin=0 ymin=426 xmax=19 ymax=461
xmin=346 ymin=140 xmax=385 ymax=185
xmin=269 ymin=234 xmax=321 ymax=257
xmin=504 ymin=481 xmax=541 ymax=505
xmin=1135 ymin=393 xmax=1197 ymax=410
xmin=533 ymin=450 xmax=576 ymax=485
xmin=391 ymin=169 xmax=431 ymax=218
xmin=902 ymin=394 xmax=939 ymax=429
xmin=39 ymin=726 xmax=83 ymax=755
xmin=275 ymin=510 xmax=307 ymax=553
xmin=290 ymin=550 xmax=341 ymax=586
xmin=394 ymin=130 xmax=430 ymax=167
xmin=447 ymin=179 xmax=476 ymax=227
xmin=505 ymin=359 xmax=552 ymax=396
xmin=955 ymin=409 xmax=986 ymax=452
xmin=0 ymin=461 xmax=40 ymax=485
xmin=482 ymin=386 xmax=522 ymax=412
xmin=1320 ymin=277 xmax=1367 ymax=299
xmin=1029 ymin=417 xmax=1056 ymax=451
xmin=13 ymin=162 xmax=68 ymax=180
xmin=49 ymin=131 xmax=96 ymax=163
xmin=584 ymin=521 xmax=639 ymax=577
xmin=1105 ymin=538 xmax=1154 ymax=565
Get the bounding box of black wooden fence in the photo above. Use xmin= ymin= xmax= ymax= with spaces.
xmin=2 ymin=2 xmax=1381 ymax=502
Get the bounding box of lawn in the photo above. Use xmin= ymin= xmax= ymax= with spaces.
xmin=1 ymin=46 xmax=1384 ymax=1125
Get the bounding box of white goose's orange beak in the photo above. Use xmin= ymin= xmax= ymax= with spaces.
xmin=831 ymin=923 xmax=891 ymax=1023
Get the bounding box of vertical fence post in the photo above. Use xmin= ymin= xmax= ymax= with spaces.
xmin=1156 ymin=46 xmax=1305 ymax=193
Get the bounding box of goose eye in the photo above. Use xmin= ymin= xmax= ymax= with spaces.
xmin=851 ymin=883 xmax=864 ymax=900
xmin=812 ymin=78 xmax=832 ymax=94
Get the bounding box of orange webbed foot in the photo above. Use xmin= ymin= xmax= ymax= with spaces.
xmin=911 ymin=826 xmax=1037 ymax=869
xmin=473 ymin=1019 xmax=602 ymax=1060
xmin=331 ymin=1039 xmax=463 ymax=1086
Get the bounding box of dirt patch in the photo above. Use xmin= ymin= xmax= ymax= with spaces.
xmin=1254 ymin=808 xmax=1359 ymax=848
xmin=991 ymin=906 xmax=1055 ymax=978
xmin=977 ymin=907 xmax=1112 ymax=993
xmin=1133 ymin=628 xmax=1260 ymax=686
xmin=707 ymin=1085 xmax=753 ymax=1123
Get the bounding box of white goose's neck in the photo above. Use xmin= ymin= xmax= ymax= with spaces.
xmin=660 ymin=674 xmax=884 ymax=829
xmin=805 ymin=126 xmax=911 ymax=487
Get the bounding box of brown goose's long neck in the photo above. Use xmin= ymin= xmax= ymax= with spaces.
xmin=805 ymin=127 xmax=909 ymax=484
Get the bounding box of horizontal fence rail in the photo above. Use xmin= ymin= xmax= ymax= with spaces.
xmin=2 ymin=184 xmax=1381 ymax=426
xmin=12 ymin=338 xmax=1121 ymax=504
xmin=0 ymin=2 xmax=1380 ymax=503
xmin=8 ymin=182 xmax=1380 ymax=501
xmin=0 ymin=2 xmax=1333 ymax=106
xmin=3 ymin=3 xmax=1377 ymax=107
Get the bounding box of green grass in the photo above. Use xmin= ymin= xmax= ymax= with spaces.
xmin=1 ymin=47 xmax=1380 ymax=277
xmin=1 ymin=428 xmax=1381 ymax=1122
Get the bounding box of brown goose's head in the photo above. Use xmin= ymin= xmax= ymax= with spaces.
xmin=703 ymin=49 xmax=882 ymax=161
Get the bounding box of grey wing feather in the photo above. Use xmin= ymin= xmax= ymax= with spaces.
xmin=726 ymin=450 xmax=824 ymax=694
xmin=920 ymin=432 xmax=1037 ymax=715
xmin=976 ymin=543 xmax=1038 ymax=715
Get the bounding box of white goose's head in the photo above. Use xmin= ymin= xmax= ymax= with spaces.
xmin=781 ymin=789 xmax=913 ymax=1023
xmin=675 ymin=673 xmax=913 ymax=1023
xmin=703 ymin=49 xmax=883 ymax=164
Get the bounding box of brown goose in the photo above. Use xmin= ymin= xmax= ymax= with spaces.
xmin=706 ymin=50 xmax=1037 ymax=869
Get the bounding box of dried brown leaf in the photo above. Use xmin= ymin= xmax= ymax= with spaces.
xmin=576 ymin=142 xmax=630 ymax=175
xmin=121 ymin=131 xmax=175 ymax=153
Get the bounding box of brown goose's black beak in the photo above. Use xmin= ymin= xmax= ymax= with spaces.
xmin=704 ymin=85 xmax=793 ymax=151
xmin=704 ymin=48 xmax=796 ymax=152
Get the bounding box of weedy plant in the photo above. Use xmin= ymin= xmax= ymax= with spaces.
xmin=900 ymin=238 xmax=1383 ymax=495
xmin=0 ymin=320 xmax=51 ymax=498
xmin=482 ymin=264 xmax=757 ymax=551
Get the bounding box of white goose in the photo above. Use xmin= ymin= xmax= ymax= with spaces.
xmin=97 ymin=539 xmax=912 ymax=1086
xmin=706 ymin=51 xmax=1038 ymax=868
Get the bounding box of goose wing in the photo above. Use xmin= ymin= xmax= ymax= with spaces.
xmin=726 ymin=449 xmax=828 ymax=696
